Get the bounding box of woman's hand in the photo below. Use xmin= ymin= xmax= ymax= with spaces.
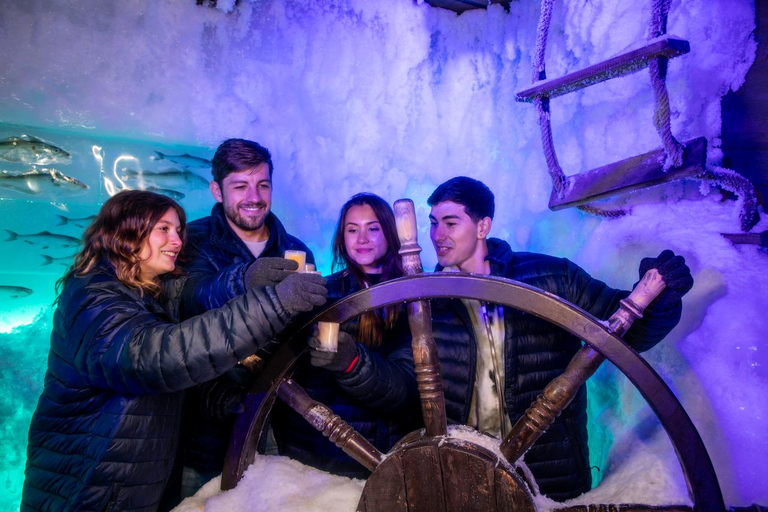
xmin=308 ymin=329 xmax=360 ymax=373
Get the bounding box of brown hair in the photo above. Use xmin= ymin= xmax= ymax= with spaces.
xmin=57 ymin=190 xmax=186 ymax=298
xmin=331 ymin=193 xmax=403 ymax=349
xmin=212 ymin=138 xmax=273 ymax=184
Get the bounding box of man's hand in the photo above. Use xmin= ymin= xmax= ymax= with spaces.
xmin=309 ymin=330 xmax=359 ymax=373
xmin=245 ymin=257 xmax=299 ymax=287
xmin=638 ymin=249 xmax=693 ymax=305
xmin=274 ymin=272 xmax=327 ymax=315
xmin=199 ymin=380 xmax=245 ymax=420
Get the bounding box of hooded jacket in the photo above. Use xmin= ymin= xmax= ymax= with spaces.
xmin=431 ymin=238 xmax=682 ymax=501
xmin=22 ymin=262 xmax=291 ymax=511
xmin=271 ymin=270 xmax=420 ymax=478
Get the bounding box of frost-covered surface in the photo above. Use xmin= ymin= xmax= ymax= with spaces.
xmin=0 ymin=0 xmax=765 ymax=509
xmin=173 ymin=456 xmax=365 ymax=512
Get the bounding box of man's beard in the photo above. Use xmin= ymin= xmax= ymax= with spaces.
xmin=224 ymin=201 xmax=269 ymax=232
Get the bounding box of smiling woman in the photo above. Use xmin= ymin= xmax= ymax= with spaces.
xmin=21 ymin=189 xmax=328 ymax=511
xmin=271 ymin=192 xmax=420 ymax=480
xmin=138 ymin=208 xmax=183 ymax=280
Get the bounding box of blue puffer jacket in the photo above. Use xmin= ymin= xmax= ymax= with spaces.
xmin=271 ymin=271 xmax=421 ymax=478
xmin=22 ymin=261 xmax=292 ymax=512
xmin=178 ymin=204 xmax=315 ymax=477
xmin=180 ymin=203 xmax=314 ymax=317
xmin=431 ymin=238 xmax=682 ymax=501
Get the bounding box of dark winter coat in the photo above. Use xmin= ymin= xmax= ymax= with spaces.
xmin=272 ymin=271 xmax=421 ymax=478
xmin=431 ymin=238 xmax=682 ymax=501
xmin=22 ymin=261 xmax=292 ymax=512
xmin=180 ymin=203 xmax=314 ymax=317
xmin=178 ymin=204 xmax=315 ymax=475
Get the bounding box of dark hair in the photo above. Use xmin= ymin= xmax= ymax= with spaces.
xmin=427 ymin=176 xmax=495 ymax=222
xmin=331 ymin=193 xmax=403 ymax=348
xmin=57 ymin=190 xmax=186 ymax=298
xmin=211 ymin=138 xmax=274 ymax=184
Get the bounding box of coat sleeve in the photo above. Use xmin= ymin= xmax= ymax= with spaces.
xmin=332 ymin=315 xmax=419 ymax=414
xmin=563 ymin=258 xmax=682 ymax=353
xmin=65 ymin=282 xmax=290 ymax=394
xmin=179 ymin=242 xmax=250 ymax=317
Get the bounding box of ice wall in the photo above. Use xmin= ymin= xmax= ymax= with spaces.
xmin=0 ymin=0 xmax=764 ymax=509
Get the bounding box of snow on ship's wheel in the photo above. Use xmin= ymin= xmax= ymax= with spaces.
xmin=222 ymin=200 xmax=724 ymax=512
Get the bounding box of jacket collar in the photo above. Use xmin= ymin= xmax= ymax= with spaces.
xmin=486 ymin=238 xmax=515 ymax=277
xmin=208 ymin=203 xmax=288 ymax=259
xmin=91 ymin=259 xmax=168 ymax=316
xmin=432 ymin=237 xmax=515 ymax=276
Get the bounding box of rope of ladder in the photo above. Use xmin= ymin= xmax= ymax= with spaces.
xmin=649 ymin=0 xmax=684 ymax=169
xmin=531 ymin=0 xmax=759 ymax=228
xmin=650 ymin=0 xmax=758 ymax=230
xmin=696 ymin=166 xmax=759 ymax=232
xmin=532 ymin=0 xmax=568 ymax=199
xmin=532 ymin=0 xmax=625 ymax=217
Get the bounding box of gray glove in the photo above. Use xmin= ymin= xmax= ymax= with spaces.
xmin=308 ymin=329 xmax=359 ymax=373
xmin=245 ymin=257 xmax=299 ymax=287
xmin=274 ymin=272 xmax=328 ymax=315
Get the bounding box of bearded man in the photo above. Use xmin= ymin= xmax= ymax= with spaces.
xmin=176 ymin=138 xmax=319 ymax=502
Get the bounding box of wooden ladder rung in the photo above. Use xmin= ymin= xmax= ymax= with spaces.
xmin=548 ymin=136 xmax=707 ymax=210
xmin=516 ymin=36 xmax=690 ymax=102
xmin=721 ymin=231 xmax=768 ymax=247
xmin=425 ymin=0 xmax=510 ymax=13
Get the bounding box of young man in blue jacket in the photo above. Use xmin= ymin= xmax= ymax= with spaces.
xmin=178 ymin=138 xmax=318 ymax=498
xmin=426 ymin=176 xmax=693 ymax=501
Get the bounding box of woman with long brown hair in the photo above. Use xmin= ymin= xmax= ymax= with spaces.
xmin=272 ymin=192 xmax=420 ymax=479
xmin=21 ymin=190 xmax=326 ymax=511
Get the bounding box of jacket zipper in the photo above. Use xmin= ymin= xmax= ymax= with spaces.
xmin=479 ymin=302 xmax=509 ymax=438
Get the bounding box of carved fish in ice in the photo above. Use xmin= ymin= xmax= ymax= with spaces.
xmin=0 ymin=285 xmax=34 ymax=299
xmin=41 ymin=254 xmax=75 ymax=267
xmin=151 ymin=151 xmax=211 ymax=168
xmin=144 ymin=186 xmax=186 ymax=200
xmin=0 ymin=168 xmax=89 ymax=196
xmin=56 ymin=214 xmax=97 ymax=228
xmin=120 ymin=184 xmax=186 ymax=201
xmin=4 ymin=229 xmax=81 ymax=250
xmin=119 ymin=167 xmax=209 ymax=189
xmin=0 ymin=135 xmax=71 ymax=165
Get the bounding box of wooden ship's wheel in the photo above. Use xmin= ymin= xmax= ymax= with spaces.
xmin=222 ymin=199 xmax=724 ymax=511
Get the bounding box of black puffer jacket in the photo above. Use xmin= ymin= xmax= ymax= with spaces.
xmin=22 ymin=261 xmax=291 ymax=512
xmin=177 ymin=204 xmax=315 ymax=476
xmin=272 ymin=271 xmax=420 ymax=478
xmin=180 ymin=203 xmax=314 ymax=317
xmin=432 ymin=238 xmax=682 ymax=501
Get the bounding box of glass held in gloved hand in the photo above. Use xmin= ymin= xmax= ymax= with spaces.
xmin=308 ymin=328 xmax=360 ymax=373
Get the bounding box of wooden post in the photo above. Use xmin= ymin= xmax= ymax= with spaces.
xmin=500 ymin=269 xmax=667 ymax=463
xmin=393 ymin=199 xmax=448 ymax=438
xmin=276 ymin=379 xmax=384 ymax=471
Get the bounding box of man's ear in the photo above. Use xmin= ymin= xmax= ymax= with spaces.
xmin=477 ymin=217 xmax=492 ymax=239
xmin=210 ymin=180 xmax=223 ymax=203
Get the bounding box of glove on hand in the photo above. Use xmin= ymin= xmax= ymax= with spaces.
xmin=638 ymin=249 xmax=694 ymax=305
xmin=275 ymin=272 xmax=328 ymax=315
xmin=245 ymin=257 xmax=299 ymax=287
xmin=199 ymin=380 xmax=246 ymax=420
xmin=308 ymin=329 xmax=359 ymax=373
